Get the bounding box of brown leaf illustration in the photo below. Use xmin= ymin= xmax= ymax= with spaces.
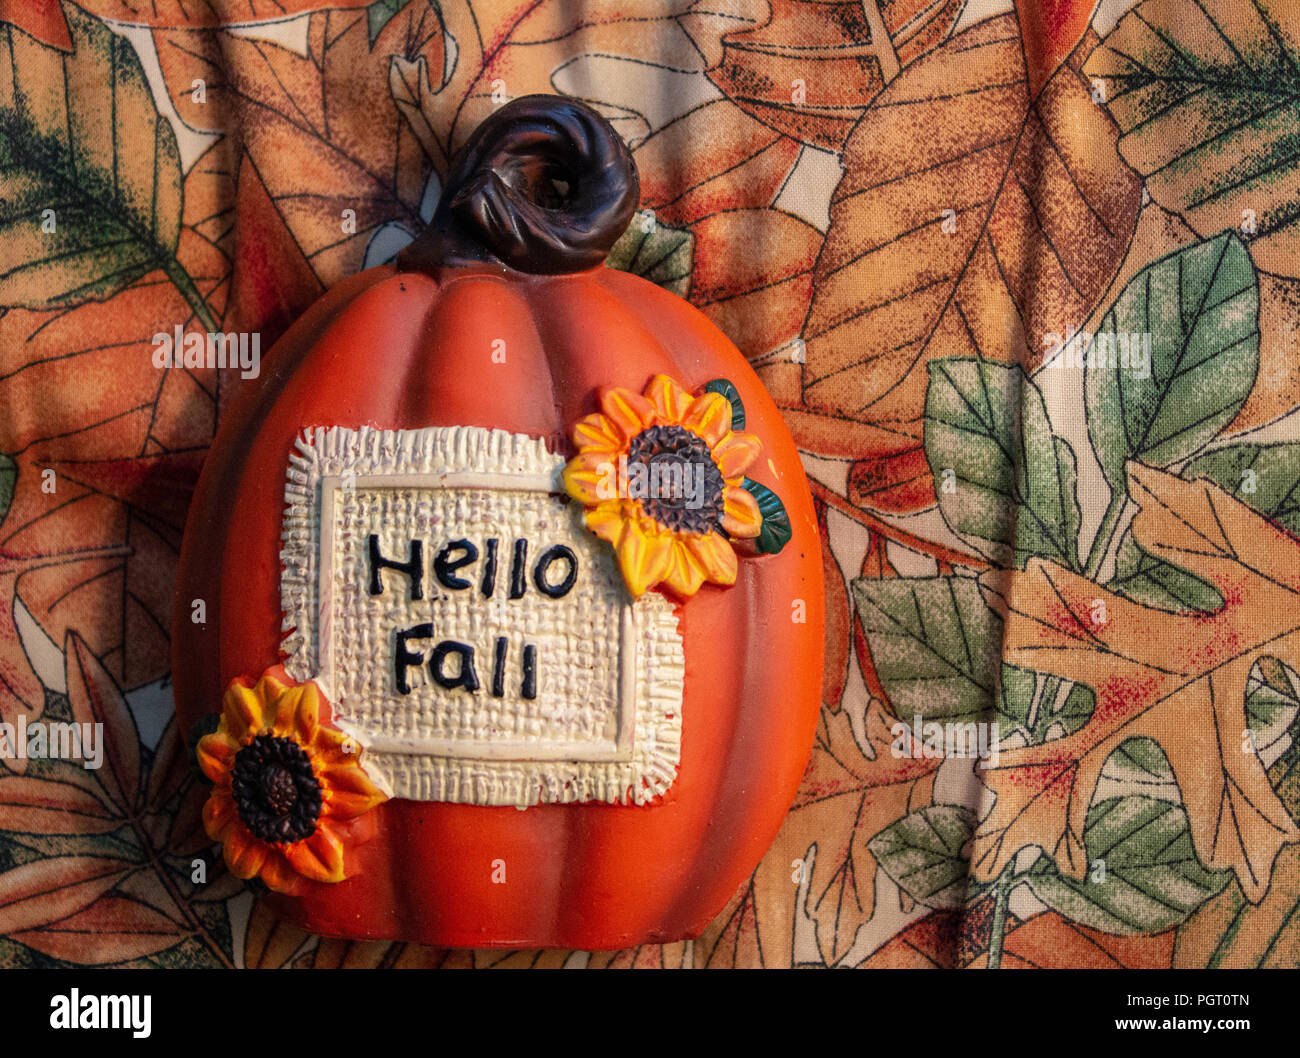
xmin=695 ymin=879 xmax=764 ymax=967
xmin=244 ymin=896 xmax=310 ymax=968
xmin=0 ymin=193 xmax=226 ymax=686
xmin=796 ymin=17 xmax=1141 ymax=505
xmin=700 ymin=700 xmax=937 ymax=966
xmin=973 ymin=463 xmax=1300 ymax=901
xmin=0 ymin=855 xmax=132 ymax=934
xmin=65 ymin=632 xmax=141 ymax=815
xmin=816 ymin=499 xmax=851 ymax=710
xmin=708 ymin=0 xmax=965 ymax=150
xmin=689 ymin=208 xmax=821 ymax=362
xmin=0 ymin=776 xmax=120 ymax=834
xmin=13 ymin=894 xmax=185 ymax=964
xmin=962 ymin=911 xmax=1175 ymax=969
xmin=155 ymin=7 xmax=436 ymax=283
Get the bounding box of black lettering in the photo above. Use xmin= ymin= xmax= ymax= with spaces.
xmin=394 ymin=623 xmax=434 ymax=695
xmin=521 ymin=643 xmax=537 ymax=700
xmin=369 ymin=535 xmax=423 ymax=600
xmin=491 ymin=636 xmax=507 ymax=698
xmin=509 ymin=538 xmax=528 ymax=600
xmin=430 ymin=641 xmax=480 ymax=692
xmin=434 ymin=538 xmax=478 ymax=590
xmin=533 ymin=544 xmax=578 ymax=598
xmin=481 ymin=538 xmax=499 ymax=598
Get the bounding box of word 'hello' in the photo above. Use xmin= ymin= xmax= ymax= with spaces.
xmin=368 ymin=534 xmax=579 ymax=699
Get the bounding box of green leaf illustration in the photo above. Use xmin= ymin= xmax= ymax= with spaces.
xmin=1110 ymin=441 xmax=1300 ymax=612
xmin=854 ymin=574 xmax=1096 ymax=736
xmin=868 ymin=805 xmax=975 ymax=910
xmin=0 ymin=455 xmax=14 ymax=525
xmin=1247 ymin=657 xmax=1300 ymax=779
xmin=852 ymin=575 xmax=999 ymax=722
xmin=924 ymin=358 xmax=1082 ymax=569
xmin=1085 ymin=233 xmax=1259 ymax=493
xmin=996 ymin=663 xmax=1094 ymax=746
xmin=605 ymin=215 xmax=693 ymax=297
xmin=1084 ymin=0 xmax=1300 ymax=276
xmin=0 ymin=5 xmax=209 ymax=321
xmin=702 ymin=378 xmax=745 ymax=430
xmin=742 ymin=477 xmax=790 ymax=555
xmin=368 ymin=0 xmax=416 ymax=44
xmin=1025 ymin=738 xmax=1228 ymax=934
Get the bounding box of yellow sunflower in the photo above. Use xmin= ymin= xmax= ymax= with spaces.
xmin=197 ymin=669 xmax=385 ymax=893
xmin=562 ymin=374 xmax=763 ymax=598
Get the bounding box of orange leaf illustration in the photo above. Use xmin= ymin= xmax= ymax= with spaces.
xmin=13 ymin=894 xmax=185 ymax=964
xmin=0 ymin=855 xmax=132 ymax=935
xmin=697 ymin=699 xmax=937 ymax=966
xmin=795 ymin=16 xmax=1141 ymax=504
xmin=973 ymin=463 xmax=1300 ymax=901
xmin=707 ymin=0 xmax=965 ymax=150
xmin=65 ymin=632 xmax=142 ymax=816
xmin=0 ymin=776 xmax=120 ymax=834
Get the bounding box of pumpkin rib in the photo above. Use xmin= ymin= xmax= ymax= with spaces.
xmin=172 ymin=266 xmax=396 ymax=726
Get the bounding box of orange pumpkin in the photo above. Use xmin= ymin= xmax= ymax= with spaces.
xmin=173 ymin=96 xmax=823 ymax=950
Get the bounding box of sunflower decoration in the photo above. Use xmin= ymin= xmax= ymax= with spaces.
xmin=563 ymin=374 xmax=788 ymax=598
xmin=197 ymin=669 xmax=386 ymax=893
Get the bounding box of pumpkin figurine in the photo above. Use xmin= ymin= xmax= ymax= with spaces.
xmin=173 ymin=95 xmax=824 ymax=950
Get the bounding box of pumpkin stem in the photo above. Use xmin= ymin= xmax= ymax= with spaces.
xmin=399 ymin=95 xmax=640 ymax=276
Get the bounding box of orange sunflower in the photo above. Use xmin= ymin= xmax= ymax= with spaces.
xmin=562 ymin=374 xmax=764 ymax=598
xmin=197 ymin=669 xmax=386 ymax=893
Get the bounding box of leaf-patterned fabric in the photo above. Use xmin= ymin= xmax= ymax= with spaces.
xmin=0 ymin=0 xmax=1297 ymax=968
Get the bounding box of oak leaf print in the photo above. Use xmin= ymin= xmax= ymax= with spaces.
xmin=973 ymin=462 xmax=1300 ymax=901
xmin=798 ymin=15 xmax=1141 ymax=503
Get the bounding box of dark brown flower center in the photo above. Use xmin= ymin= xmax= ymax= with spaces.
xmin=625 ymin=424 xmax=726 ymax=534
xmin=231 ymin=734 xmax=322 ymax=844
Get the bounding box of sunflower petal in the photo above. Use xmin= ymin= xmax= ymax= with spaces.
xmin=721 ymin=484 xmax=763 ymax=539
xmin=600 ymin=388 xmax=654 ymax=440
xmin=688 ymin=531 xmax=739 ymax=586
xmin=711 ymin=431 xmax=762 ymax=480
xmin=285 ymin=826 xmax=347 ymax=883
xmin=660 ymin=540 xmax=707 ymax=597
xmin=225 ymin=830 xmax=269 ymax=879
xmin=614 ymin=519 xmax=673 ymax=597
xmin=223 ymin=683 xmax=267 ymax=741
xmin=563 ymin=452 xmax=620 ymax=504
xmin=258 ymin=851 xmax=298 ymax=894
xmin=645 ymin=374 xmax=694 ymax=424
xmin=197 ymin=732 xmax=238 ymax=784
xmin=321 ymin=763 xmax=386 ymax=819
xmin=584 ymin=502 xmax=628 ymax=544
xmin=202 ymin=790 xmax=237 ymax=840
xmin=682 ymin=391 xmax=734 ymax=447
xmin=571 ymin=412 xmax=623 ymax=452
xmin=292 ymin=683 xmax=322 ymax=743
xmin=269 ymin=685 xmax=306 ymax=737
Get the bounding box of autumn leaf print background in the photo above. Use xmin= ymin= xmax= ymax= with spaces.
xmin=0 ymin=0 xmax=1297 ymax=968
